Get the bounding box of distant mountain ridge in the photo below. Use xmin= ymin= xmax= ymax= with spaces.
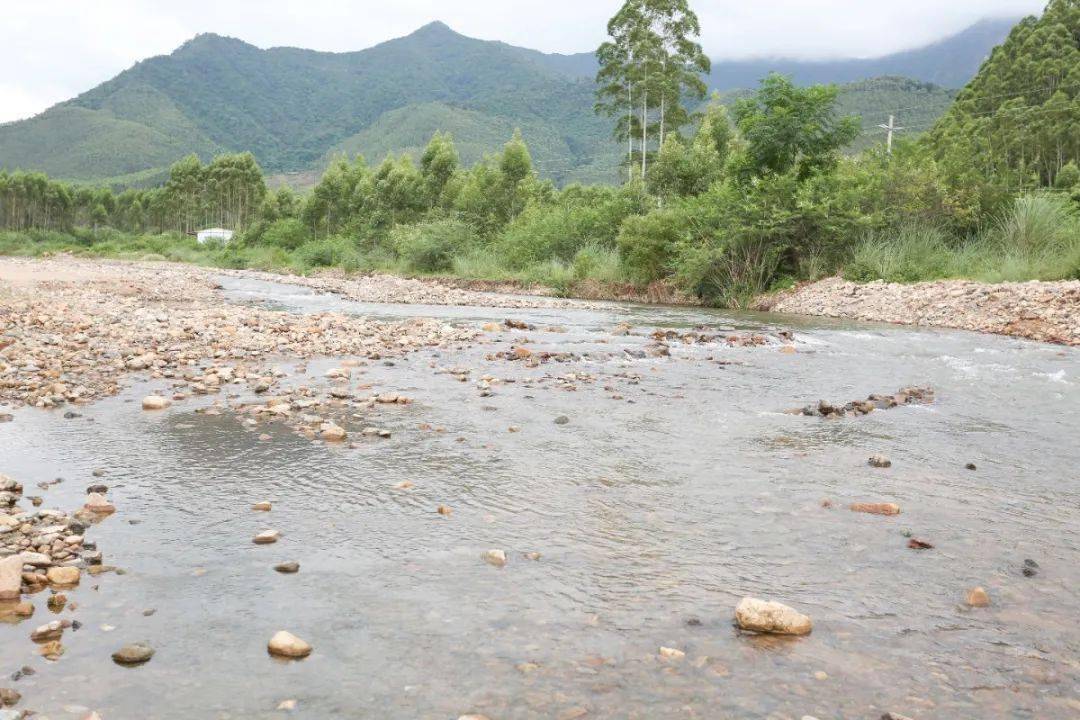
xmin=0 ymin=17 xmax=1021 ymax=187
xmin=532 ymin=18 xmax=1019 ymax=90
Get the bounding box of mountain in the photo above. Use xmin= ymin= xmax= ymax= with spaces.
xmin=541 ymin=18 xmax=1020 ymax=90
xmin=0 ymin=22 xmax=619 ymax=186
xmin=0 ymin=18 xmax=1018 ymax=187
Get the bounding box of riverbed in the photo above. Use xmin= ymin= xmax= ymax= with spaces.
xmin=2 ymin=264 xmax=1079 ymax=719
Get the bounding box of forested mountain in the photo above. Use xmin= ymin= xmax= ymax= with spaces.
xmin=0 ymin=17 xmax=1017 ymax=187
xmin=532 ymin=18 xmax=1018 ymax=89
xmin=931 ymin=0 xmax=1080 ymax=187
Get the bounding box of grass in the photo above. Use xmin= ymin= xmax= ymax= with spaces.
xmin=844 ymin=193 xmax=1080 ymax=284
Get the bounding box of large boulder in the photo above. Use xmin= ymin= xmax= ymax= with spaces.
xmin=735 ymin=597 xmax=812 ymax=636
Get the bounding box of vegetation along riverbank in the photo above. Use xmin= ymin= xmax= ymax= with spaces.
xmin=2 ymin=1 xmax=1079 ymax=320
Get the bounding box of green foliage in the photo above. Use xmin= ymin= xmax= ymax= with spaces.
xmin=731 ymin=74 xmax=860 ymax=180
xmin=258 ymin=218 xmax=310 ymax=250
xmin=1055 ymin=161 xmax=1080 ymax=190
xmin=392 ymin=218 xmax=478 ymax=272
xmin=294 ymin=236 xmax=365 ymax=272
xmin=929 ymin=0 xmax=1080 ymax=189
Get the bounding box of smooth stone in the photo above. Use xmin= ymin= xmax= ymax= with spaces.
xmin=253 ymin=530 xmax=280 ymax=545
xmin=658 ymin=646 xmax=685 ymax=660
xmin=141 ymin=395 xmax=170 ymax=410
xmin=965 ymin=587 xmax=991 ymax=607
xmin=482 ymin=549 xmax=507 ymax=567
xmin=31 ymin=621 xmax=63 ymax=642
xmin=320 ymin=423 xmax=347 ymax=441
xmin=46 ymin=566 xmax=80 ymax=586
xmin=251 ymin=501 xmax=272 ymax=512
xmin=735 ymin=597 xmax=813 ymax=636
xmin=111 ymin=642 xmax=154 ymax=665
xmin=274 ymin=562 xmax=300 ymax=574
xmin=553 ymin=415 xmax=570 ymax=425
xmin=0 ymin=556 xmax=21 ymax=601
xmin=267 ymin=631 xmax=311 ymax=659
xmin=84 ymin=493 xmax=116 ymax=515
xmin=867 ymin=454 xmax=892 ymax=468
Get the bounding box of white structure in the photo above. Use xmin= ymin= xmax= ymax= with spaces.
xmin=196 ymin=227 xmax=234 ymax=244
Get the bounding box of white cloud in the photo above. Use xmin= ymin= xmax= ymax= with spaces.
xmin=0 ymin=0 xmax=1047 ymax=123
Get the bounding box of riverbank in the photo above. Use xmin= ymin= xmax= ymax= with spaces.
xmin=757 ymin=276 xmax=1080 ymax=346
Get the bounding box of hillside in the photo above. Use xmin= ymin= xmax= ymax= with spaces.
xmin=0 ymin=18 xmax=1017 ymax=187
xmin=0 ymin=22 xmax=616 ymax=186
xmin=534 ymin=18 xmax=1018 ymax=90
xmin=931 ymin=0 xmax=1080 ymax=187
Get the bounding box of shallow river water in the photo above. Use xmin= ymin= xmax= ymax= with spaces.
xmin=2 ymin=278 xmax=1078 ymax=719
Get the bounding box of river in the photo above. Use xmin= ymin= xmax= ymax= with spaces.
xmin=2 ymin=275 xmax=1078 ymax=719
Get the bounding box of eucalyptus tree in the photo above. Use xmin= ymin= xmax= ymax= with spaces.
xmin=595 ymin=0 xmax=710 ymax=180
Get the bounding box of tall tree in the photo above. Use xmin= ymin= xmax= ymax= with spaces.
xmin=595 ymin=0 xmax=710 ymax=180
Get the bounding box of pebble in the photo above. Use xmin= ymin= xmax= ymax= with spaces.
xmin=0 ymin=688 xmax=20 ymax=707
xmin=252 ymin=501 xmax=272 ymax=511
xmin=46 ymin=566 xmax=81 ymax=586
xmin=30 ymin=621 xmax=63 ymax=642
xmin=0 ymin=556 xmax=21 ymax=601
xmin=868 ymin=455 xmax=892 ymax=468
xmin=482 ymin=549 xmax=507 ymax=567
xmin=658 ymin=646 xmax=685 ymax=660
xmin=850 ymin=502 xmax=901 ymax=516
xmin=734 ymin=597 xmax=813 ymax=636
xmin=965 ymin=587 xmax=991 ymax=607
xmin=111 ymin=642 xmax=155 ymax=665
xmin=267 ymin=630 xmax=312 ymax=659
xmin=274 ymin=562 xmax=300 ymax=574
xmin=141 ymin=395 xmax=171 ymax=410
xmin=253 ymin=530 xmax=281 ymax=544
xmin=553 ymin=415 xmax=570 ymax=425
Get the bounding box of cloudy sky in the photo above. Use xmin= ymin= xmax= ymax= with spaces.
xmin=0 ymin=0 xmax=1044 ymax=124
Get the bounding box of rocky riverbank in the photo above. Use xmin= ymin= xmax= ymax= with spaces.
xmin=0 ymin=257 xmax=481 ymax=411
xmin=757 ymin=276 xmax=1080 ymax=346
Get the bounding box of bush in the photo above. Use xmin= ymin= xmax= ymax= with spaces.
xmin=617 ymin=208 xmax=687 ymax=284
xmin=571 ymin=241 xmax=625 ymax=283
xmin=1055 ymin=161 xmax=1080 ymax=190
xmin=259 ymin=218 xmax=310 ymax=250
xmin=392 ymin=218 xmax=478 ymax=273
xmin=294 ymin=236 xmax=364 ymax=272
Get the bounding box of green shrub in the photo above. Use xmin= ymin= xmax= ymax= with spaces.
xmin=294 ymin=236 xmax=364 ymax=272
xmin=617 ymin=208 xmax=687 ymax=284
xmin=259 ymin=218 xmax=310 ymax=250
xmin=1055 ymin=162 xmax=1080 ymax=190
xmin=392 ymin=218 xmax=478 ymax=273
xmin=991 ymin=193 xmax=1076 ymax=256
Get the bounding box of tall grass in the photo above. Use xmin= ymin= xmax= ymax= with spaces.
xmin=844 ymin=193 xmax=1080 ymax=283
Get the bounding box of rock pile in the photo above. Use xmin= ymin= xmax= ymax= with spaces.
xmin=791 ymin=386 xmax=934 ymax=418
xmin=0 ymin=257 xmax=479 ymax=411
xmin=758 ymin=276 xmax=1080 ymax=346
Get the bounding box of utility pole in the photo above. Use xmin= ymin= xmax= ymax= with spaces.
xmin=878 ymin=115 xmax=905 ymax=155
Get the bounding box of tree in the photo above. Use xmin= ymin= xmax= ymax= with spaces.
xmin=595 ymin=0 xmax=710 ymax=180
xmin=420 ymin=132 xmax=460 ymax=208
xmin=731 ymin=74 xmax=859 ymax=181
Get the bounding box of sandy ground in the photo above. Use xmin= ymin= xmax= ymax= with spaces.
xmin=757 ymin=276 xmax=1080 ymax=346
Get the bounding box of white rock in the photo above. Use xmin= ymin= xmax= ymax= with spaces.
xmin=0 ymin=555 xmax=22 ymax=600
xmin=482 ymin=549 xmax=507 ymax=567
xmin=267 ymin=630 xmax=312 ymax=658
xmin=141 ymin=395 xmax=170 ymax=410
xmin=253 ymin=530 xmax=280 ymax=545
xmin=734 ymin=597 xmax=812 ymax=636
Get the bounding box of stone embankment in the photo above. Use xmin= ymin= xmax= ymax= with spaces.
xmin=757 ymin=277 xmax=1080 ymax=346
